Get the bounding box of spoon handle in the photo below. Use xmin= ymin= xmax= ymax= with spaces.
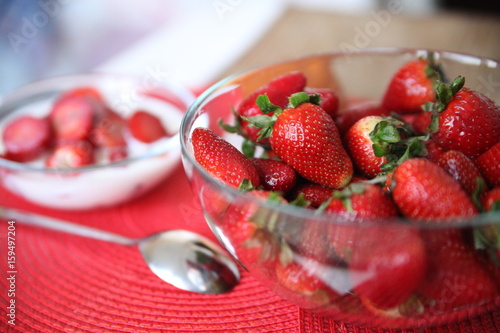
xmin=0 ymin=207 xmax=136 ymax=246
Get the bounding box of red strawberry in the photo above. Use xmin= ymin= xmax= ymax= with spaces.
xmin=476 ymin=142 xmax=500 ymax=188
xmin=275 ymin=259 xmax=340 ymax=309
xmin=2 ymin=115 xmax=52 ymax=162
xmin=382 ymin=58 xmax=437 ymax=114
xmin=288 ymin=182 xmax=333 ymax=209
xmin=482 ymin=187 xmax=500 ymax=212
xmin=430 ymin=78 xmax=500 ymax=158
xmin=250 ymin=157 xmax=297 ymax=193
xmin=406 ymin=111 xmax=432 ymax=135
xmin=334 ymin=101 xmax=389 ymax=136
xmin=423 ymin=138 xmax=446 ymax=162
xmin=326 ymin=183 xmax=399 ymax=263
xmin=391 ymin=158 xmax=478 ymax=220
xmin=91 ymin=109 xmax=127 ymax=148
xmin=304 ymin=87 xmax=339 ymax=118
xmin=49 ymin=87 xmax=103 ymax=141
xmin=246 ymin=93 xmax=353 ymax=188
xmin=437 ymin=150 xmax=487 ymax=196
xmin=192 ymin=127 xmax=260 ymax=188
xmin=345 ymin=116 xmax=388 ymax=178
xmin=221 ymin=190 xmax=285 ymax=266
xmin=325 ymin=183 xmax=399 ymax=221
xmin=418 ymin=229 xmax=498 ymax=313
xmin=128 ymin=110 xmax=168 ymax=143
xmin=45 ymin=141 xmax=94 ymax=168
xmin=350 ymin=226 xmax=427 ymax=309
xmin=236 ymin=71 xmax=307 ymax=145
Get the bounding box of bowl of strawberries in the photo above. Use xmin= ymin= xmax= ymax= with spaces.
xmin=0 ymin=73 xmax=194 ymax=210
xmin=180 ymin=48 xmax=500 ymax=328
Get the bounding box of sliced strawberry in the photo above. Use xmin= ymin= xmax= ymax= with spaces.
xmin=419 ymin=229 xmax=499 ymax=313
xmin=192 ymin=127 xmax=260 ymax=188
xmin=45 ymin=141 xmax=94 ymax=168
xmin=250 ymin=157 xmax=297 ymax=193
xmin=91 ymin=109 xmax=126 ymax=148
xmin=476 ymin=142 xmax=500 ymax=188
xmin=334 ymin=101 xmax=389 ymax=137
xmin=2 ymin=115 xmax=52 ymax=162
xmin=430 ymin=78 xmax=500 ymax=158
xmin=391 ymin=158 xmax=478 ymax=220
xmin=437 ymin=150 xmax=487 ymax=196
xmin=382 ymin=58 xmax=437 ymax=114
xmin=49 ymin=88 xmax=103 ymax=141
xmin=350 ymin=226 xmax=426 ymax=309
xmin=304 ymin=87 xmax=339 ymax=118
xmin=127 ymin=110 xmax=168 ymax=143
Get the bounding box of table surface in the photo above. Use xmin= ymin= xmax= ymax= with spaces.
xmin=221 ymin=8 xmax=500 ymax=78
xmin=1 ymin=7 xmax=500 ymax=333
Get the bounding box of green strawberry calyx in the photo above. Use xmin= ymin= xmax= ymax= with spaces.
xmin=424 ymin=75 xmax=465 ymax=133
xmin=369 ymin=117 xmax=428 ymax=173
xmin=242 ymin=92 xmax=321 ymax=142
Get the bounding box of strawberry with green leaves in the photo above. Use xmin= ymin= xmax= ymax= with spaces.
xmin=334 ymin=101 xmax=389 ymax=136
xmin=221 ymin=190 xmax=287 ymax=267
xmin=326 ymin=183 xmax=399 ymax=263
xmin=232 ymin=71 xmax=307 ymax=145
xmin=382 ymin=57 xmax=439 ymax=114
xmin=346 ymin=115 xmax=428 ymax=178
xmin=428 ymin=76 xmax=500 ymax=158
xmin=192 ymin=127 xmax=260 ymax=188
xmin=245 ymin=92 xmax=353 ymax=189
xmin=391 ymin=158 xmax=478 ymax=220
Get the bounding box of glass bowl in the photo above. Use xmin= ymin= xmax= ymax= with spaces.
xmin=0 ymin=73 xmax=194 ymax=210
xmin=180 ymin=49 xmax=500 ymax=328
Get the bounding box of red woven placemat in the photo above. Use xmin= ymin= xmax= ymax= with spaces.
xmin=1 ymin=164 xmax=499 ymax=333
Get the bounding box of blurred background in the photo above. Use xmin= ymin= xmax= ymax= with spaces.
xmin=0 ymin=0 xmax=499 ymax=95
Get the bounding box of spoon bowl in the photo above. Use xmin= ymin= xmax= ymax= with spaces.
xmin=0 ymin=207 xmax=240 ymax=294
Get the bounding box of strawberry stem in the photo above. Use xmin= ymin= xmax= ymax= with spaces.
xmin=427 ymin=75 xmax=465 ymax=133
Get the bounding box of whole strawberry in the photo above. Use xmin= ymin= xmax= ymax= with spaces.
xmin=429 ymin=77 xmax=500 ymax=158
xmin=232 ymin=71 xmax=307 ymax=145
xmin=476 ymin=142 xmax=500 ymax=188
xmin=326 ymin=183 xmax=399 ymax=263
xmin=391 ymin=158 xmax=478 ymax=220
xmin=246 ymin=92 xmax=353 ymax=188
xmin=419 ymin=229 xmax=499 ymax=313
xmin=221 ymin=190 xmax=286 ymax=267
xmin=334 ymin=101 xmax=389 ymax=136
xmin=382 ymin=58 xmax=438 ymax=114
xmin=437 ymin=149 xmax=487 ymax=196
xmin=350 ymin=226 xmax=427 ymax=309
xmin=251 ymin=157 xmax=297 ymax=193
xmin=192 ymin=127 xmax=260 ymax=188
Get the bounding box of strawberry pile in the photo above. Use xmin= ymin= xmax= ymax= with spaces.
xmin=192 ymin=58 xmax=500 ymax=323
xmin=1 ymin=87 xmax=171 ymax=168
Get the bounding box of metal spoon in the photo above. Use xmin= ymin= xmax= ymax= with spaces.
xmin=0 ymin=207 xmax=240 ymax=294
